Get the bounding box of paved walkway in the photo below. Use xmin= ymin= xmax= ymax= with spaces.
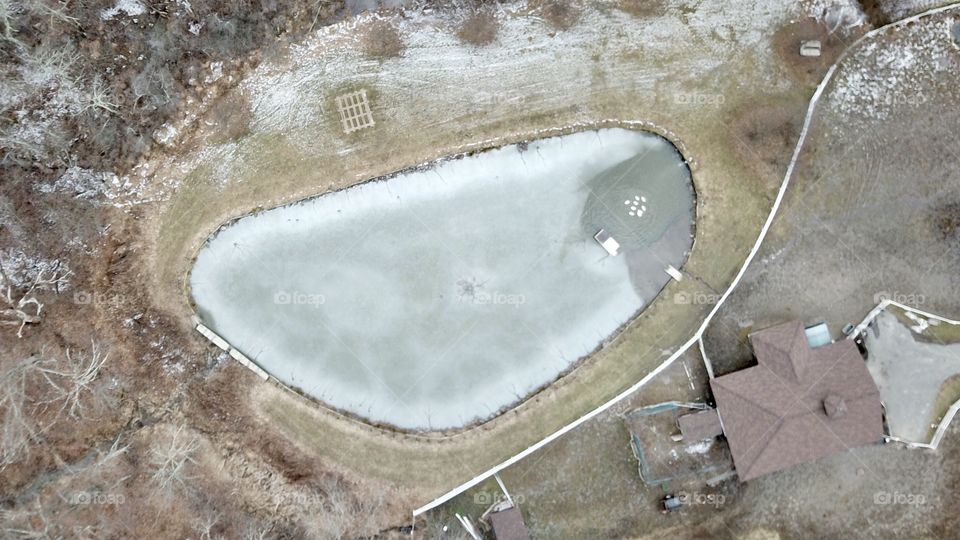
xmin=866 ymin=311 xmax=960 ymax=443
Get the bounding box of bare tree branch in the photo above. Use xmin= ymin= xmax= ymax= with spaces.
xmin=0 ymin=254 xmax=71 ymax=338
xmin=0 ymin=356 xmax=44 ymax=470
xmin=150 ymin=425 xmax=200 ymax=493
xmin=36 ymin=341 xmax=108 ymax=419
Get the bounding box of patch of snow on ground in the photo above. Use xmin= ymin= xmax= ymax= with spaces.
xmin=881 ymin=0 xmax=955 ymax=21
xmin=38 ymin=167 xmax=116 ymax=201
xmin=242 ymin=0 xmax=801 ymax=150
xmin=828 ymin=15 xmax=958 ymax=121
xmin=905 ymin=311 xmax=930 ymax=333
xmin=0 ymin=250 xmax=70 ymax=289
xmin=806 ymin=0 xmax=867 ymax=32
xmin=101 ymin=0 xmax=146 ymax=20
xmin=685 ymin=440 xmax=713 ymax=454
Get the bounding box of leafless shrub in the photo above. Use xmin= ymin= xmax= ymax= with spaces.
xmin=457 ymin=9 xmax=499 ymax=46
xmin=533 ymin=0 xmax=581 ymax=30
xmin=81 ymin=433 xmax=130 ymax=486
xmin=0 ymin=501 xmax=57 ymax=539
xmin=0 ymin=357 xmax=44 ymax=470
xmin=192 ymin=509 xmax=221 ymax=540
xmin=26 ymin=0 xmax=79 ymax=28
xmin=362 ymin=19 xmax=404 ymax=58
xmin=19 ymin=42 xmax=79 ymax=89
xmin=36 ymin=341 xmax=109 ymax=419
xmin=78 ymin=76 xmax=119 ymax=115
xmin=149 ymin=425 xmax=200 ymax=493
xmin=0 ymin=343 xmax=110 ymax=470
xmin=313 ymin=476 xmax=386 ymax=540
xmin=0 ymin=0 xmax=23 ymax=47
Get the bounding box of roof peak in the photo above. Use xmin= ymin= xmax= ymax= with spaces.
xmin=750 ymin=321 xmax=811 ymax=383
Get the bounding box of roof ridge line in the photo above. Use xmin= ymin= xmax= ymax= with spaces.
xmin=741 ymin=418 xmax=787 ymax=480
xmin=714 ymin=374 xmax=793 ymax=421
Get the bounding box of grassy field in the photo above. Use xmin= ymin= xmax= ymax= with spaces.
xmin=891 ymin=305 xmax=960 ymax=345
xmin=703 ymin=9 xmax=960 ymax=374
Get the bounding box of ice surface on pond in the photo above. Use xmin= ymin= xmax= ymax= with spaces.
xmin=190 ymin=128 xmax=694 ymax=430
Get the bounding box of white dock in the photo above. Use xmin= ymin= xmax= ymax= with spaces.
xmin=593 ymin=229 xmax=621 ymax=256
xmin=195 ymin=322 xmax=270 ymax=381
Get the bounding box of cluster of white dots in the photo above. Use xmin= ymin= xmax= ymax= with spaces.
xmin=624 ymin=195 xmax=647 ymax=218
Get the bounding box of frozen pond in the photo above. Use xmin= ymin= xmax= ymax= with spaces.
xmin=190 ymin=128 xmax=695 ymax=430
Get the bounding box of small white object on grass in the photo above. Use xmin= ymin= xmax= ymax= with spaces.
xmin=800 ymin=40 xmax=822 ymax=57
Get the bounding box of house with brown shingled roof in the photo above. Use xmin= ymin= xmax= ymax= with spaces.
xmin=710 ymin=320 xmax=884 ymax=481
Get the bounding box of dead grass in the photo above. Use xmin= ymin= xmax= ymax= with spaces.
xmin=727 ymin=98 xmax=807 ymax=194
xmin=890 ymin=306 xmax=960 ymax=345
xmin=457 ymin=10 xmax=500 ymax=46
xmin=362 ymin=19 xmax=404 ymax=59
xmin=934 ymin=200 xmax=960 ymax=243
xmin=930 ymin=375 xmax=960 ymax=439
xmin=196 ymin=93 xmax=252 ymax=146
xmin=771 ymin=18 xmax=849 ymax=88
xmin=532 ymin=0 xmax=581 ymax=30
xmin=616 ymin=0 xmax=667 ymax=18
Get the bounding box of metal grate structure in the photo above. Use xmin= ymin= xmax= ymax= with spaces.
xmin=335 ymin=90 xmax=375 ymax=134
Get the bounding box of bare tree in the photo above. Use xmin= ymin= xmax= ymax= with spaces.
xmin=0 ymin=0 xmax=23 ymax=47
xmin=241 ymin=523 xmax=273 ymax=540
xmin=0 ymin=254 xmax=71 ymax=338
xmin=78 ymin=76 xmax=119 ymax=115
xmin=27 ymin=0 xmax=79 ymax=28
xmin=193 ymin=509 xmax=222 ymax=540
xmin=0 ymin=343 xmax=108 ymax=470
xmin=313 ymin=476 xmax=386 ymax=540
xmin=0 ymin=357 xmax=42 ymax=470
xmin=149 ymin=425 xmax=200 ymax=493
xmin=36 ymin=341 xmax=108 ymax=419
xmin=0 ymin=500 xmax=57 ymax=539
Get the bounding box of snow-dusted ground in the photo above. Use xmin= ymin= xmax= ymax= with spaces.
xmin=880 ymin=0 xmax=957 ymax=20
xmin=827 ymin=12 xmax=959 ymax=121
xmin=174 ymin=0 xmax=807 ymax=190
xmin=866 ymin=312 xmax=960 ymax=443
xmin=190 ymin=129 xmax=694 ymax=429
